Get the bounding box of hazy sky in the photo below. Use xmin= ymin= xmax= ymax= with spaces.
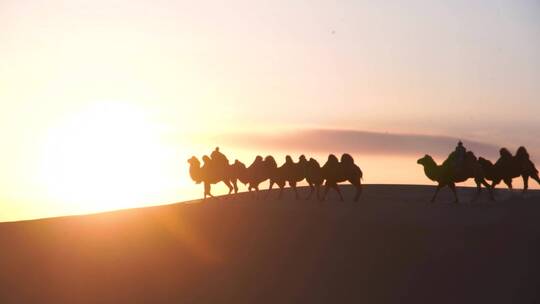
xmin=1 ymin=0 xmax=539 ymax=221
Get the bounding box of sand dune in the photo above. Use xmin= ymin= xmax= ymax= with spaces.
xmin=0 ymin=185 xmax=539 ymax=303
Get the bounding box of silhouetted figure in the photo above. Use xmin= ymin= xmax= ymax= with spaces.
xmin=299 ymin=156 xmax=324 ymax=200
xmin=265 ymin=156 xmax=288 ymax=199
xmin=454 ymin=141 xmax=466 ymax=169
xmin=417 ymin=152 xmax=492 ymax=203
xmin=478 ymin=146 xmax=540 ymax=194
xmin=280 ymin=155 xmax=306 ymax=199
xmin=188 ymin=156 xmax=234 ymax=199
xmin=229 ymin=159 xmax=249 ymax=194
xmin=321 ymin=153 xmax=363 ymax=202
xmin=243 ymin=156 xmax=269 ymax=198
xmin=211 ymin=147 xmax=229 ymax=166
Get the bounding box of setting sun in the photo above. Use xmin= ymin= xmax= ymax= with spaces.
xmin=37 ymin=102 xmax=175 ymax=213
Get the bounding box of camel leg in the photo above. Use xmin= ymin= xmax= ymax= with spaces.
xmin=481 ymin=179 xmax=494 ymax=201
xmin=471 ymin=180 xmax=482 ymax=203
xmin=266 ymin=180 xmax=275 ymax=199
xmin=449 ymin=183 xmax=458 ymax=204
xmin=504 ymin=178 xmax=513 ymax=191
xmin=334 ymin=185 xmax=344 ymax=202
xmin=277 ymin=182 xmax=285 ymax=200
xmin=322 ymin=181 xmax=331 ymax=201
xmin=224 ymin=180 xmax=234 ymax=195
xmin=522 ymin=175 xmax=529 ymax=195
xmin=254 ymin=185 xmax=260 ymax=199
xmin=306 ymin=184 xmax=315 ymax=200
xmin=491 ymin=179 xmax=501 ymax=191
xmin=204 ymin=183 xmax=215 ymax=200
xmin=290 ymin=181 xmax=299 ymax=200
xmin=349 ymin=179 xmax=362 ymax=202
xmin=431 ymin=185 xmax=442 ymax=203
xmin=532 ymin=173 xmax=540 ymax=186
xmin=233 ymin=179 xmax=239 ymax=194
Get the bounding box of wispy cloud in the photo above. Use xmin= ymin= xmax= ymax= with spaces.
xmin=216 ymin=129 xmax=509 ymax=159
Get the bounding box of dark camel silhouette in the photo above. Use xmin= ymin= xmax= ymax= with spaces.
xmin=320 ymin=154 xmax=363 ymax=202
xmin=478 ymin=146 xmax=540 ymax=194
xmin=284 ymin=155 xmax=307 ymax=199
xmin=264 ymin=155 xmax=309 ymax=200
xmin=265 ymin=155 xmax=288 ymax=199
xmin=240 ymin=156 xmax=269 ymax=197
xmin=298 ymin=155 xmax=324 ymax=200
xmin=228 ymin=159 xmax=250 ymax=194
xmin=188 ymin=156 xmax=234 ymax=199
xmin=417 ymin=151 xmax=493 ymax=203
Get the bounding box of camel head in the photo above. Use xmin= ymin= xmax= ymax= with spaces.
xmin=417 ymin=154 xmax=435 ymax=167
xmin=187 ymin=156 xmax=203 ymax=184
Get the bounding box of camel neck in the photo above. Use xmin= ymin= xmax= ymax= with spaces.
xmin=423 ymin=161 xmax=440 ymax=182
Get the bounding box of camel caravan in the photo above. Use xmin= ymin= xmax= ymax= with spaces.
xmin=188 ymin=142 xmax=539 ymax=204
xmin=188 ymin=147 xmax=363 ymax=201
xmin=417 ymin=142 xmax=540 ymax=203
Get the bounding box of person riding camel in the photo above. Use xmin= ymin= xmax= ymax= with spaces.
xmin=454 ymin=141 xmax=467 ymax=170
xmin=210 ymin=147 xmax=229 ymax=167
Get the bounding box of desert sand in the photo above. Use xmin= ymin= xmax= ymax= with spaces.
xmin=0 ymin=184 xmax=539 ymax=303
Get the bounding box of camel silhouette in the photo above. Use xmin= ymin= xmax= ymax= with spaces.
xmin=320 ymin=154 xmax=363 ymax=202
xmin=264 ymin=155 xmax=288 ymax=199
xmin=478 ymin=146 xmax=540 ymax=194
xmin=188 ymin=156 xmax=235 ymax=199
xmin=298 ymin=155 xmax=324 ymax=200
xmin=241 ymin=156 xmax=269 ymax=198
xmin=229 ymin=159 xmax=250 ymax=194
xmin=284 ymin=155 xmax=307 ymax=199
xmin=417 ymin=151 xmax=493 ymax=203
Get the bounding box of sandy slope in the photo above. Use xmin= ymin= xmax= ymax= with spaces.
xmin=0 ymin=185 xmax=539 ymax=303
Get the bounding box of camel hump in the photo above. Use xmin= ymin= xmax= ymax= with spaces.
xmin=516 ymin=146 xmax=530 ymax=160
xmin=340 ymin=153 xmax=355 ymax=165
xmin=264 ymin=155 xmax=277 ymax=168
xmin=465 ymin=151 xmax=477 ymax=161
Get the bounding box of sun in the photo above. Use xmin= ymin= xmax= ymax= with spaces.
xmin=39 ymin=102 xmax=174 ymax=214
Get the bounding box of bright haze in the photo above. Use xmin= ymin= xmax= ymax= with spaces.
xmin=1 ymin=0 xmax=539 ymax=221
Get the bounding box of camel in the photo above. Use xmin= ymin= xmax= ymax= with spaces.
xmin=320 ymin=154 xmax=363 ymax=202
xmin=298 ymin=155 xmax=324 ymax=200
xmin=478 ymin=146 xmax=540 ymax=194
xmin=187 ymin=156 xmax=235 ymax=199
xmin=417 ymin=151 xmax=493 ymax=203
xmin=240 ymin=156 xmax=270 ymax=197
xmin=265 ymin=155 xmax=288 ymax=199
xmin=283 ymin=155 xmax=307 ymax=199
xmin=228 ymin=159 xmax=251 ymax=194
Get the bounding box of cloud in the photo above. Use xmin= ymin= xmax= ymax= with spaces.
xmin=216 ymin=129 xmax=504 ymax=159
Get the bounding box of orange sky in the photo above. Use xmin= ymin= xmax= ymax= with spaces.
xmin=1 ymin=0 xmax=539 ymax=221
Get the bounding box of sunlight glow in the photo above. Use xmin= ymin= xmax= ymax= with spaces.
xmin=39 ymin=102 xmax=175 ymax=214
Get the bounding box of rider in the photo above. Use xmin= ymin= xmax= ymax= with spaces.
xmin=454 ymin=141 xmax=466 ymax=169
xmin=210 ymin=147 xmax=229 ymax=167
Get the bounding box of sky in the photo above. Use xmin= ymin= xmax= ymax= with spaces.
xmin=1 ymin=0 xmax=539 ymax=221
